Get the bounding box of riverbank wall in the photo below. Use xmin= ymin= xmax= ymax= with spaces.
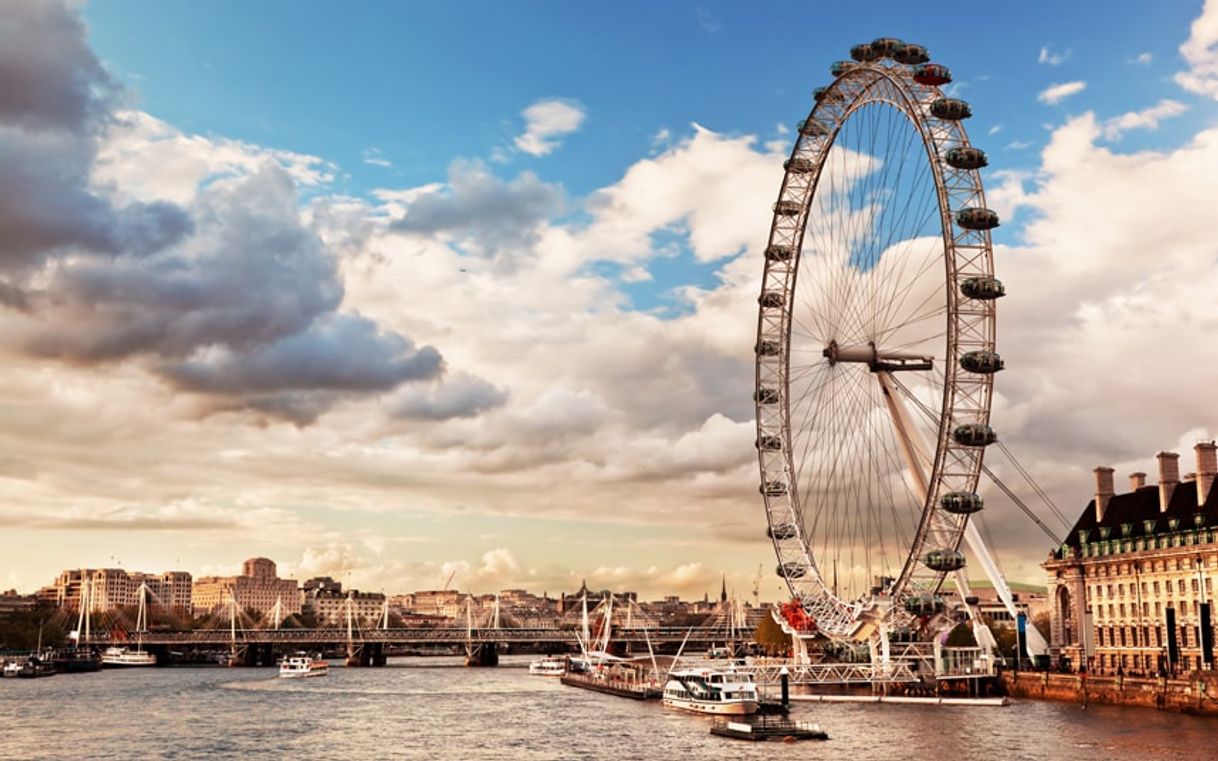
xmin=1002 ymin=671 xmax=1218 ymax=716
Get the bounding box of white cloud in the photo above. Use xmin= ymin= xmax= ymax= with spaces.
xmin=1038 ymin=80 xmax=1087 ymax=104
xmin=1176 ymin=0 xmax=1218 ymax=99
xmin=514 ymin=99 xmax=586 ymax=157
xmin=1101 ymin=99 xmax=1188 ymax=139
xmin=988 ymin=124 xmax=1003 ymax=135
xmin=362 ymin=147 xmax=391 ymax=168
xmin=1038 ymin=46 xmax=1071 ymax=66
xmin=1130 ymin=52 xmax=1153 ymax=65
xmin=1005 ymin=139 xmax=1033 ymax=150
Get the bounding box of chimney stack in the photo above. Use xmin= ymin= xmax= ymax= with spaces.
xmin=1158 ymin=451 xmax=1180 ymax=513
xmin=1196 ymin=441 xmax=1218 ymax=506
xmin=1094 ymin=466 xmax=1115 ymax=522
xmin=1129 ymin=472 xmax=1147 ymax=490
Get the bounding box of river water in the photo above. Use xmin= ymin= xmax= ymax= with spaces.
xmin=1 ymin=656 xmax=1214 ymax=760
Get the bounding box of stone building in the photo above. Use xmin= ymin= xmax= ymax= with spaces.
xmin=303 ymin=589 xmax=386 ymax=626
xmin=191 ymin=557 xmax=301 ymax=619
xmin=1045 ymin=443 xmax=1218 ymax=675
xmin=50 ymin=568 xmax=192 ymax=612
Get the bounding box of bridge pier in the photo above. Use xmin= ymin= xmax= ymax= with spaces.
xmin=465 ymin=643 xmax=499 ymax=667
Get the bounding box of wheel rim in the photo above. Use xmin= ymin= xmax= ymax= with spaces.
xmin=756 ymin=48 xmax=999 ymax=640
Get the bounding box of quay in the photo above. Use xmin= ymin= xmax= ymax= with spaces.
xmin=791 ymin=694 xmax=1008 ymax=706
xmin=1003 ymin=670 xmax=1218 ymax=716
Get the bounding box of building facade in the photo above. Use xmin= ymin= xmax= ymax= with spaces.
xmin=49 ymin=568 xmax=192 ymax=612
xmin=303 ymin=590 xmax=386 ymax=626
xmin=192 ymin=557 xmax=301 ymax=619
xmin=1045 ymin=444 xmax=1218 ymax=675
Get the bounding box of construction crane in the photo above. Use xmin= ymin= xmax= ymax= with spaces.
xmin=442 ymin=569 xmax=456 ymax=591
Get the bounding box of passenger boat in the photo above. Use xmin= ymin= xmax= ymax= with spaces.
xmin=662 ymin=668 xmax=760 ymax=715
xmin=279 ymin=653 xmax=328 ymax=678
xmin=528 ymin=656 xmax=567 ymax=676
xmin=2 ymin=660 xmax=25 ymax=678
xmin=100 ymin=646 xmax=156 ymax=667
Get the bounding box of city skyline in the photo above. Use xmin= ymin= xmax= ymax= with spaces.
xmin=5 ymin=1 xmax=1218 ymax=601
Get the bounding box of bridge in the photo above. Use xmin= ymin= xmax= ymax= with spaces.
xmin=88 ymin=626 xmax=722 ymax=648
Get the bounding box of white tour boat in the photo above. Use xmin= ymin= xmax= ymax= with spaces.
xmin=279 ymin=653 xmax=329 ymax=678
xmin=100 ymin=646 xmax=156 ymax=667
xmin=101 ymin=581 xmax=156 ymax=667
xmin=662 ymin=667 xmax=760 ymax=715
xmin=528 ymin=656 xmax=567 ymax=676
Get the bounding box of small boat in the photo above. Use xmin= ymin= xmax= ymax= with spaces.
xmin=528 ymin=656 xmax=567 ymax=676
xmin=16 ymin=656 xmax=56 ymax=679
xmin=662 ymin=667 xmax=760 ymax=715
xmin=710 ymin=716 xmax=828 ymax=742
xmin=279 ymin=653 xmax=328 ymax=678
xmin=2 ymin=660 xmax=24 ymax=678
xmin=46 ymin=649 xmax=101 ymax=673
xmin=100 ymin=646 xmax=157 ymax=667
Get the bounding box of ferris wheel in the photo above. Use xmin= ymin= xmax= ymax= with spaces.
xmin=755 ymin=38 xmax=1005 ymax=641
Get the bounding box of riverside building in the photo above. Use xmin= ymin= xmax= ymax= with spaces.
xmin=50 ymin=568 xmax=192 ymax=612
xmin=1044 ymin=443 xmax=1218 ymax=675
xmin=191 ymin=557 xmax=301 ymax=618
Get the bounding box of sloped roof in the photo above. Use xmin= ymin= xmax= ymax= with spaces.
xmin=1064 ymin=478 xmax=1218 ymax=549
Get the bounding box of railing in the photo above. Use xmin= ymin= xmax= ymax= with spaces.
xmin=82 ymin=626 xmax=725 ymax=647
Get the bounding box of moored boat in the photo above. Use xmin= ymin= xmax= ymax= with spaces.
xmin=662 ymin=667 xmax=760 ymax=715
xmin=16 ymin=656 xmax=56 ymax=679
xmin=46 ymin=649 xmax=101 ymax=673
xmin=100 ymin=646 xmax=157 ymax=667
xmin=528 ymin=656 xmax=567 ymax=676
xmin=279 ymin=653 xmax=328 ymax=678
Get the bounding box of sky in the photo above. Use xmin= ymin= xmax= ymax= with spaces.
xmin=3 ymin=0 xmax=1218 ymax=601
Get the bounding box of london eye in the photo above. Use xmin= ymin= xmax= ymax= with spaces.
xmin=755 ymin=38 xmax=1004 ymax=641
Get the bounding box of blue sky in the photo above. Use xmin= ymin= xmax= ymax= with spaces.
xmin=5 ymin=1 xmax=1218 ymax=597
xmin=83 ymin=2 xmax=1206 ymax=194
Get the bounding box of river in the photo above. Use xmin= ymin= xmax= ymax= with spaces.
xmin=0 ymin=656 xmax=1214 ymax=759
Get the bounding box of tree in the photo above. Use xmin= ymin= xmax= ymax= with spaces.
xmin=753 ymin=614 xmax=792 ymax=656
xmin=945 ymin=622 xmax=977 ymax=647
xmin=1032 ymin=611 xmax=1051 ymax=641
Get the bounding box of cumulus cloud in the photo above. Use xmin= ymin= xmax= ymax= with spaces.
xmin=1176 ymin=0 xmax=1218 ymax=99
xmin=514 ymin=99 xmax=586 ymax=157
xmin=0 ymin=3 xmax=191 ymax=276
xmin=1038 ymin=80 xmax=1087 ymax=104
xmin=390 ymin=158 xmax=563 ymax=260
xmin=1101 ymin=99 xmax=1188 ymax=140
xmin=0 ymin=0 xmax=451 ymax=425
xmin=390 ymin=372 xmax=508 ymax=421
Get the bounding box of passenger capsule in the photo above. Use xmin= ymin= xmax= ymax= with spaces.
xmin=960 ymin=350 xmax=1004 ymax=374
xmin=850 ymin=43 xmax=878 ymax=62
xmin=784 ymin=157 xmax=815 ymax=174
xmin=893 ymin=43 xmax=929 ymax=65
xmin=955 ymin=207 xmax=1000 ymax=230
xmin=930 ymin=98 xmax=972 ymax=120
xmin=945 ymin=146 xmax=988 ymax=170
xmin=960 ymin=276 xmax=1005 ymax=300
xmin=870 ymin=37 xmax=905 ymax=59
xmin=755 ymin=339 xmax=782 ymax=357
xmin=940 ymin=491 xmax=985 ymax=515
xmin=953 ymin=423 xmax=997 ymax=448
xmin=913 ymin=63 xmax=952 ymax=87
xmin=964 ymin=595 xmax=980 ymax=606
xmin=776 ymin=561 xmax=809 ymax=579
xmin=765 ymin=244 xmax=793 ymax=262
xmin=923 ymin=548 xmax=967 ymax=573
xmin=797 ymin=119 xmax=828 ymax=137
xmin=830 ymin=60 xmax=859 ymax=77
xmin=759 ymin=291 xmax=785 ymax=309
xmin=761 ymin=480 xmax=788 ymax=497
xmin=756 ymin=434 xmax=783 ymax=451
xmin=813 ymin=86 xmax=844 ymax=103
xmin=773 ymin=200 xmax=801 ymax=216
xmin=903 ymin=593 xmax=946 ymax=616
xmin=767 ymin=523 xmax=798 ymax=541
xmin=754 ymin=387 xmax=780 ymax=404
